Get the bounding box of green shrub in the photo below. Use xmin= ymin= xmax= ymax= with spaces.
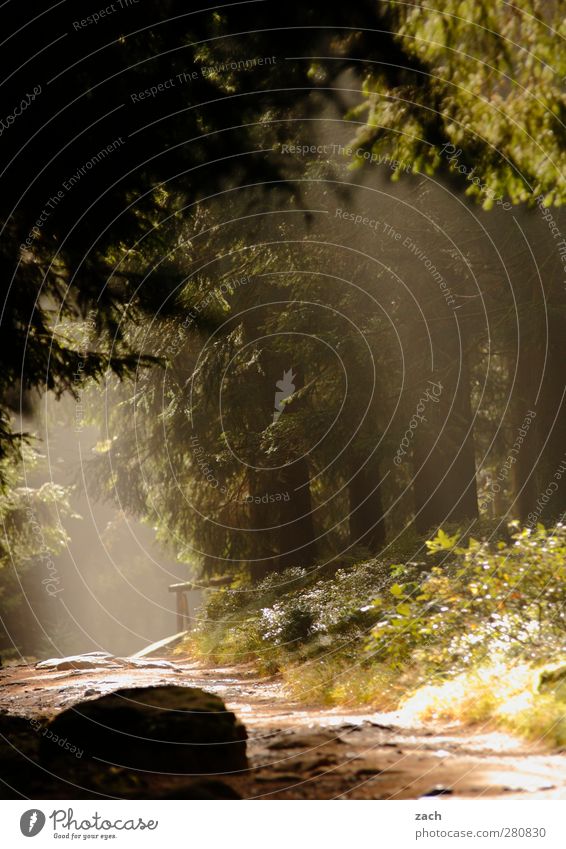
xmin=185 ymin=523 xmax=566 ymax=747
xmin=367 ymin=524 xmax=566 ymax=673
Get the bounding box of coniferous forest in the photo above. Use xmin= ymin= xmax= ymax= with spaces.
xmin=1 ymin=0 xmax=566 ymax=811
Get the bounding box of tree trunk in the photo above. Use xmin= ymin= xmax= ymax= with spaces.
xmin=512 ymin=272 xmax=566 ymax=526
xmin=536 ymin=321 xmax=566 ymax=522
xmin=348 ymin=459 xmax=386 ymax=553
xmin=515 ymin=305 xmax=566 ymax=525
xmin=275 ymin=367 xmax=317 ymax=569
xmin=412 ymin=327 xmax=478 ymax=534
xmin=511 ymin=351 xmax=541 ymax=525
xmin=247 ymin=468 xmax=279 ymax=581
xmin=277 ymin=455 xmax=318 ymax=569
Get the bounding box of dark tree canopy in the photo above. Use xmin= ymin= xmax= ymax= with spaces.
xmin=1 ymin=0 xmax=565 ymax=570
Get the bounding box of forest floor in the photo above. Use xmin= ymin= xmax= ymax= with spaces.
xmin=1 ymin=658 xmax=565 ymax=800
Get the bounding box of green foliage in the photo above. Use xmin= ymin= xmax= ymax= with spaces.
xmin=188 ymin=528 xmax=431 ymax=671
xmin=367 ymin=524 xmax=566 ymax=672
xmin=0 ymin=448 xmax=75 ymax=566
xmin=355 ymin=0 xmax=565 ymax=206
xmin=80 ymin=2 xmax=565 ymax=579
xmin=0 ymin=448 xmax=76 ymax=655
xmin=187 ymin=524 xmax=566 ymax=747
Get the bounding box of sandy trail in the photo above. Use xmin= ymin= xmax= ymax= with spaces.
xmin=0 ymin=659 xmax=565 ymax=800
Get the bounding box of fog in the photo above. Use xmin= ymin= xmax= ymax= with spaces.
xmin=10 ymin=401 xmax=199 ymax=659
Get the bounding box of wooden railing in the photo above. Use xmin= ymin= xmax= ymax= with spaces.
xmin=168 ymin=577 xmax=232 ymax=632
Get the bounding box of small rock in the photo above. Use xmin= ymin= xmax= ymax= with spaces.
xmin=355 ymin=768 xmax=385 ymax=778
xmin=267 ymin=732 xmax=344 ymax=750
xmin=307 ymin=755 xmax=338 ymax=770
xmin=422 ymin=785 xmax=454 ymax=797
xmin=502 ymin=782 xmax=555 ymax=792
xmin=36 ymin=654 xmax=180 ymax=673
xmin=255 ymin=773 xmax=303 ymax=783
xmin=120 ymin=657 xmax=178 ymax=671
xmin=364 ymin=720 xmax=395 ymax=730
xmin=36 ymin=654 xmax=117 ymax=671
xmin=82 ymin=652 xmax=116 ymax=657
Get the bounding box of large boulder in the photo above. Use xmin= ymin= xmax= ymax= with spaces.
xmin=0 ymin=713 xmax=54 ymax=799
xmin=40 ymin=686 xmax=247 ymax=776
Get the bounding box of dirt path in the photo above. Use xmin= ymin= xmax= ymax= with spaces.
xmin=1 ymin=659 xmax=565 ymax=800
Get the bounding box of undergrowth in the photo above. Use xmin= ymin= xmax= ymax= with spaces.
xmin=181 ymin=523 xmax=566 ymax=748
